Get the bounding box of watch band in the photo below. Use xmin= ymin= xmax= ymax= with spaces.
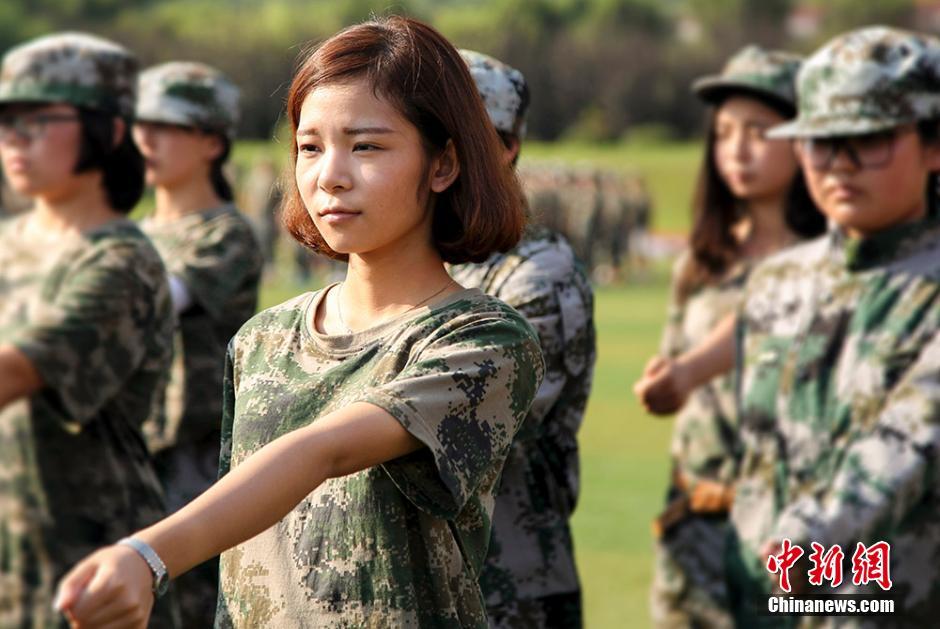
xmin=117 ymin=537 xmax=169 ymax=597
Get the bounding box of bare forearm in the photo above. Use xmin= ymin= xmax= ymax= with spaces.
xmin=137 ymin=421 xmax=333 ymax=578
xmin=675 ymin=312 xmax=736 ymax=389
xmin=0 ymin=344 xmax=42 ymax=409
xmin=134 ymin=402 xmax=419 ymax=579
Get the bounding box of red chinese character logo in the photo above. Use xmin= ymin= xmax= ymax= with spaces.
xmin=766 ymin=538 xmax=804 ymax=593
xmin=851 ymin=541 xmax=892 ymax=591
xmin=807 ymin=542 xmax=844 ymax=587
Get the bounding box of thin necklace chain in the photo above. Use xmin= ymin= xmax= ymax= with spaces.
xmin=336 ymin=278 xmax=457 ymax=333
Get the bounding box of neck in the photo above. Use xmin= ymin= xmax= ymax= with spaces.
xmin=154 ymin=175 xmax=222 ymax=221
xmin=32 ymin=172 xmax=120 ymax=235
xmin=340 ymin=239 xmax=455 ymax=330
xmin=736 ymin=195 xmax=795 ymax=258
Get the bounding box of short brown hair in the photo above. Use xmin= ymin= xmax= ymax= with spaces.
xmin=281 ymin=16 xmax=525 ymax=264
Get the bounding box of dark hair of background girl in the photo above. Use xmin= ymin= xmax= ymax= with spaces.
xmin=678 ymin=95 xmax=826 ymax=302
xmin=74 ymin=108 xmax=145 ymax=213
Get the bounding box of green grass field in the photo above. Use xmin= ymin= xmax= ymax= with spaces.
xmin=249 ymin=137 xmax=699 ymax=627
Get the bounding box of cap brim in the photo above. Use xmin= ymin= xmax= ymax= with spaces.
xmin=766 ymin=116 xmax=912 ymax=139
xmin=692 ymin=77 xmax=795 ymax=113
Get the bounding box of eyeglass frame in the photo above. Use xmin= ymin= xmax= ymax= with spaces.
xmin=794 ymin=126 xmax=917 ymax=171
xmin=0 ymin=111 xmax=81 ymax=142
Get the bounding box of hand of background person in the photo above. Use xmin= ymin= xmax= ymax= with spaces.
xmin=54 ymin=545 xmax=154 ymax=629
xmin=633 ymin=355 xmax=692 ymax=415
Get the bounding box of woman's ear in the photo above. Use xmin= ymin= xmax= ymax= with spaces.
xmin=429 ymin=139 xmax=460 ymax=194
xmin=203 ymin=133 xmax=225 ymax=162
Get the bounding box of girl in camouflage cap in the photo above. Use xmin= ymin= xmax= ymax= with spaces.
xmin=56 ymin=16 xmax=543 ymax=629
xmin=642 ymin=44 xmax=824 ymax=629
xmin=0 ymin=32 xmax=180 ymax=627
xmin=133 ymin=61 xmax=262 ymax=629
xmin=722 ymin=25 xmax=940 ymax=627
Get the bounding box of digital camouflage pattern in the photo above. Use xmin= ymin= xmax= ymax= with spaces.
xmin=137 ymin=61 xmax=240 ymax=138
xmin=215 ymin=287 xmax=543 ymax=628
xmin=0 ymin=32 xmax=137 ymax=117
xmin=729 ymin=219 xmax=940 ymax=627
xmin=650 ymin=251 xmax=751 ymax=629
xmin=0 ymin=215 xmax=179 ymax=628
xmin=141 ymin=204 xmax=262 ymax=628
xmin=459 ymin=50 xmax=529 ymax=138
xmin=692 ymin=44 xmax=802 ymax=110
xmin=769 ymin=26 xmax=940 ymax=139
xmin=451 ymin=226 xmax=596 ymax=627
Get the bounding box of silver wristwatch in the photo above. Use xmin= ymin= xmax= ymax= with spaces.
xmin=117 ymin=537 xmax=169 ymax=597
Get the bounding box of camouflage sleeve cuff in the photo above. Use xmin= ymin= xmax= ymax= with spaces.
xmin=361 ymin=390 xmax=468 ymax=520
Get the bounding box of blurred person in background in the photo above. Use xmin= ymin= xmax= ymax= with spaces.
xmin=0 ymin=32 xmax=179 ymax=627
xmin=723 ymin=26 xmax=940 ymax=626
xmin=639 ymin=45 xmax=824 ymax=628
xmin=451 ymin=50 xmax=596 ymax=629
xmin=133 ymin=61 xmax=262 ymax=629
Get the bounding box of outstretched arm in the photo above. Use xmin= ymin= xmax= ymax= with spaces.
xmin=634 ymin=312 xmax=736 ymax=415
xmin=55 ymin=402 xmax=421 ymax=628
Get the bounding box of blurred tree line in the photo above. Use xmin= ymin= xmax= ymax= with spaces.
xmin=2 ymin=0 xmax=923 ymax=140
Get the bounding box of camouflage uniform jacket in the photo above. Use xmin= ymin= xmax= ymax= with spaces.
xmin=215 ymin=287 xmax=543 ymax=628
xmin=450 ymin=227 xmax=596 ymax=607
xmin=730 ymin=218 xmax=940 ymax=625
xmin=141 ymin=204 xmax=262 ymax=507
xmin=0 ymin=215 xmax=177 ymax=628
xmin=662 ymin=250 xmax=751 ymax=487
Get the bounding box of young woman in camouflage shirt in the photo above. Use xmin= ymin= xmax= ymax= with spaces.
xmin=133 ymin=61 xmax=263 ymax=629
xmin=641 ymin=45 xmax=824 ymax=628
xmin=0 ymin=33 xmax=179 ymax=627
xmin=56 ymin=16 xmax=543 ymax=629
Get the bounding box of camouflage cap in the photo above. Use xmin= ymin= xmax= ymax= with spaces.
xmin=693 ymin=45 xmax=802 ymax=112
xmin=459 ymin=49 xmax=529 ymax=138
xmin=768 ymin=26 xmax=940 ymax=139
xmin=0 ymin=32 xmax=137 ymax=117
xmin=136 ymin=61 xmax=239 ymax=139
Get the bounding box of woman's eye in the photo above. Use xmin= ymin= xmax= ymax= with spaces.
xmin=298 ymin=143 xmax=320 ymax=154
xmin=353 ymin=143 xmax=379 ymax=152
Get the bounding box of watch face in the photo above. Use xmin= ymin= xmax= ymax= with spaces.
xmin=155 ymin=572 xmax=170 ymax=597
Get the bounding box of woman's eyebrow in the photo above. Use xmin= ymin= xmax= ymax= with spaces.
xmin=296 ymin=126 xmax=395 ymax=137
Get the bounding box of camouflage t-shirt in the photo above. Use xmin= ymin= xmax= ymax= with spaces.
xmin=661 ymin=250 xmax=751 ymax=487
xmin=450 ymin=227 xmax=596 ymax=608
xmin=0 ymin=214 xmax=177 ymax=628
xmin=215 ymin=286 xmax=543 ymax=628
xmin=730 ymin=219 xmax=940 ymax=625
xmin=141 ymin=204 xmax=262 ymax=507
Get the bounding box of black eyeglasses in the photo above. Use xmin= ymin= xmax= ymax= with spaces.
xmin=0 ymin=112 xmax=80 ymax=142
xmin=796 ymin=127 xmax=912 ymax=170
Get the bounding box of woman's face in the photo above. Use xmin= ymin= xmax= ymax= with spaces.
xmin=294 ymin=77 xmax=457 ymax=260
xmin=713 ymin=96 xmax=798 ymax=204
xmin=796 ymin=127 xmax=940 ymax=237
xmin=0 ymin=103 xmax=83 ymax=201
xmin=132 ymin=121 xmax=220 ymax=189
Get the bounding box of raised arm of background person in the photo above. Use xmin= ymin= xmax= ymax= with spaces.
xmin=634 ymin=312 xmax=736 ymax=415
xmin=55 ymin=401 xmax=423 ymax=628
xmin=0 ymin=344 xmax=43 ymax=409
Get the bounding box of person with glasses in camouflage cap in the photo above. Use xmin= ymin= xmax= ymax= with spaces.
xmin=719 ymin=26 xmax=940 ymax=626
xmin=133 ymin=61 xmax=262 ymax=628
xmin=638 ymin=45 xmax=825 ymax=628
xmin=451 ymin=49 xmax=597 ymax=629
xmin=0 ymin=33 xmax=179 ymax=627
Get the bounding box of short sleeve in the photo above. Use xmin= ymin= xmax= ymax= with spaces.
xmin=14 ymin=241 xmax=166 ymax=426
xmin=361 ymin=314 xmax=543 ymax=519
xmin=173 ymin=214 xmax=261 ymax=323
xmin=660 ymin=250 xmax=691 ymax=358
